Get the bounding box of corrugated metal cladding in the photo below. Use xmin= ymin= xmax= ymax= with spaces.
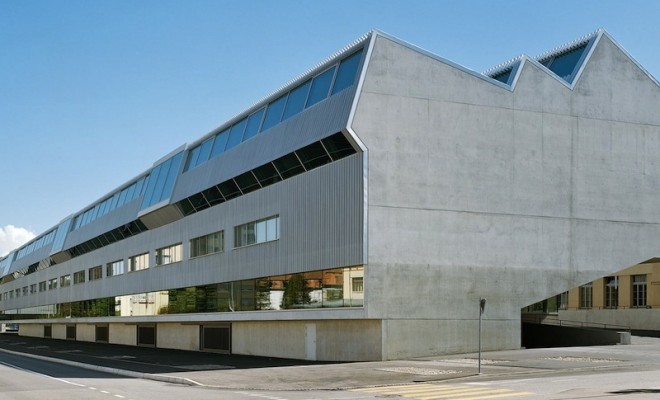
xmin=171 ymin=88 xmax=358 ymax=203
xmin=0 ymin=153 xmax=364 ymax=308
xmin=62 ymin=198 xmax=142 ymax=251
xmin=7 ymin=245 xmax=51 ymax=274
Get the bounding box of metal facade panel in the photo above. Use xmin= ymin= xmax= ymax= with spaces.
xmin=62 ymin=198 xmax=142 ymax=250
xmin=171 ymin=89 xmax=357 ymax=203
xmin=7 ymin=245 xmax=52 ymax=274
xmin=0 ymin=154 xmax=364 ymax=310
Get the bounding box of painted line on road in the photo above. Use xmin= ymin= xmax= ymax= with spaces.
xmin=0 ymin=346 xmax=203 ymax=387
xmin=0 ymin=359 xmax=87 ymax=387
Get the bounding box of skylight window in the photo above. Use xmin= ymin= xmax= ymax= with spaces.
xmin=539 ymin=41 xmax=591 ymax=83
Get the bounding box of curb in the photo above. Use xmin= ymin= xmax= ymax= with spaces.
xmin=0 ymin=347 xmax=204 ymax=387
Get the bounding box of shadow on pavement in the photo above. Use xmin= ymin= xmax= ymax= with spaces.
xmin=609 ymin=389 xmax=660 ymax=394
xmin=0 ymin=333 xmax=338 ymax=375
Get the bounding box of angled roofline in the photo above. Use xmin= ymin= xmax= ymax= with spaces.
xmin=483 ymin=55 xmax=524 ymax=78
xmin=483 ymin=28 xmax=660 ymax=91
xmin=184 ymin=32 xmax=372 ymax=151
xmin=599 ymin=30 xmax=660 ymax=87
xmin=369 ymin=29 xmax=515 ymax=91
xmin=534 ymin=28 xmax=600 ymax=64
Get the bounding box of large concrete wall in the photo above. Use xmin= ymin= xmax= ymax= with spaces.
xmin=109 ymin=324 xmax=136 ymax=346
xmin=232 ymin=320 xmax=381 ymax=361
xmin=352 ymin=33 xmax=660 ymax=358
xmin=157 ymin=323 xmax=199 ymax=351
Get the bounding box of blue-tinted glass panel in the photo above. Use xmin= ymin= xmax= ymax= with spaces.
xmin=140 ymin=164 xmax=163 ymax=209
xmin=149 ymin=158 xmax=172 ymax=206
xmin=98 ymin=199 xmax=108 ymax=217
xmin=78 ymin=212 xmax=86 ymax=228
xmin=260 ymin=95 xmax=287 ymax=132
xmin=140 ymin=175 xmax=150 ymax=196
xmin=82 ymin=209 xmax=91 ymax=226
xmin=282 ymin=80 xmax=311 ymax=121
xmin=306 ymin=66 xmax=336 ymax=108
xmin=194 ymin=138 xmax=214 ymax=168
xmin=51 ymin=219 xmax=72 ymax=253
xmin=184 ymin=146 xmax=201 ymax=172
xmin=492 ymin=69 xmax=512 ymax=84
xmin=242 ymin=108 xmax=265 ymax=142
xmin=117 ymin=187 xmax=129 ymax=207
xmin=0 ymin=252 xmax=13 ymax=272
xmin=545 ymin=44 xmax=588 ymax=82
xmin=225 ymin=118 xmax=247 ymax=151
xmin=125 ymin=183 xmax=136 ymax=202
xmin=104 ymin=198 xmax=113 ymax=214
xmin=94 ymin=204 xmax=102 ymax=220
xmin=208 ymin=128 xmax=229 ymax=159
xmin=140 ymin=152 xmax=183 ymax=210
xmin=331 ymin=49 xmax=363 ymax=95
xmin=156 ymin=152 xmax=183 ymax=205
xmin=109 ymin=193 xmax=120 ymax=211
xmin=133 ymin=177 xmax=146 ymax=200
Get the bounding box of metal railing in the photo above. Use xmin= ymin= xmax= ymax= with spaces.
xmin=522 ymin=313 xmax=630 ymax=331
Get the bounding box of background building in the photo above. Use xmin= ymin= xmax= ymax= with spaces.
xmin=537 ymin=261 xmax=660 ymax=334
xmin=1 ymin=29 xmax=659 ymax=361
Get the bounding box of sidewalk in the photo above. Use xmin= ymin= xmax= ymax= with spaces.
xmin=0 ymin=333 xmax=658 ymax=390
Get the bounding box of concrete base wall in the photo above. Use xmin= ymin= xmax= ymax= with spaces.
xmin=381 ymin=319 xmax=520 ymax=360
xmin=232 ymin=320 xmax=308 ymax=360
xmin=52 ymin=324 xmax=67 ymax=340
xmin=15 ymin=319 xmax=382 ymax=361
xmin=109 ymin=324 xmax=136 ymax=346
xmin=233 ymin=319 xmax=382 ymax=361
xmin=77 ymin=324 xmax=95 ymax=342
xmin=158 ymin=323 xmax=199 ymax=351
xmin=18 ymin=323 xmax=43 ymax=338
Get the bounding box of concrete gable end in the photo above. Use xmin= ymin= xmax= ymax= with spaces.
xmin=352 ymin=30 xmax=660 ymax=350
xmin=572 ymin=34 xmax=660 ymax=125
xmin=512 ymin=59 xmax=574 ymax=115
xmin=361 ymin=35 xmax=513 ymax=108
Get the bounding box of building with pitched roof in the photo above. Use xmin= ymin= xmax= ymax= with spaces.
xmin=1 ymin=29 xmax=659 ymax=361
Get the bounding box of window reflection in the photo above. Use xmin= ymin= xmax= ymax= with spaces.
xmin=7 ymin=267 xmax=364 ymax=319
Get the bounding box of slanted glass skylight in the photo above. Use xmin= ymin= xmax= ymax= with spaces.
xmin=484 ymin=58 xmax=521 ymax=86
xmin=182 ymin=48 xmax=364 ymax=173
xmin=50 ymin=219 xmax=72 ymax=254
xmin=140 ymin=152 xmax=184 ymax=210
xmin=538 ymin=40 xmax=592 ymax=84
xmin=72 ymin=175 xmax=149 ymax=231
xmin=176 ymin=132 xmax=357 ymax=217
xmin=15 ymin=229 xmax=56 ymax=260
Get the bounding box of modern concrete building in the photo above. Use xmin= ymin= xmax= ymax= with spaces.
xmin=1 ymin=29 xmax=659 ymax=361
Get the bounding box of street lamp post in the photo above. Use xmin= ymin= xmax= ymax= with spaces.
xmin=478 ymin=297 xmax=486 ymax=374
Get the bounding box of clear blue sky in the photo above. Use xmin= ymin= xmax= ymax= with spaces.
xmin=1 ymin=0 xmax=659 ymax=252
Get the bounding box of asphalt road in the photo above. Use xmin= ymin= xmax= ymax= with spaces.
xmin=3 ymin=333 xmax=660 ymax=399
xmin=0 ymin=350 xmax=374 ymax=400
